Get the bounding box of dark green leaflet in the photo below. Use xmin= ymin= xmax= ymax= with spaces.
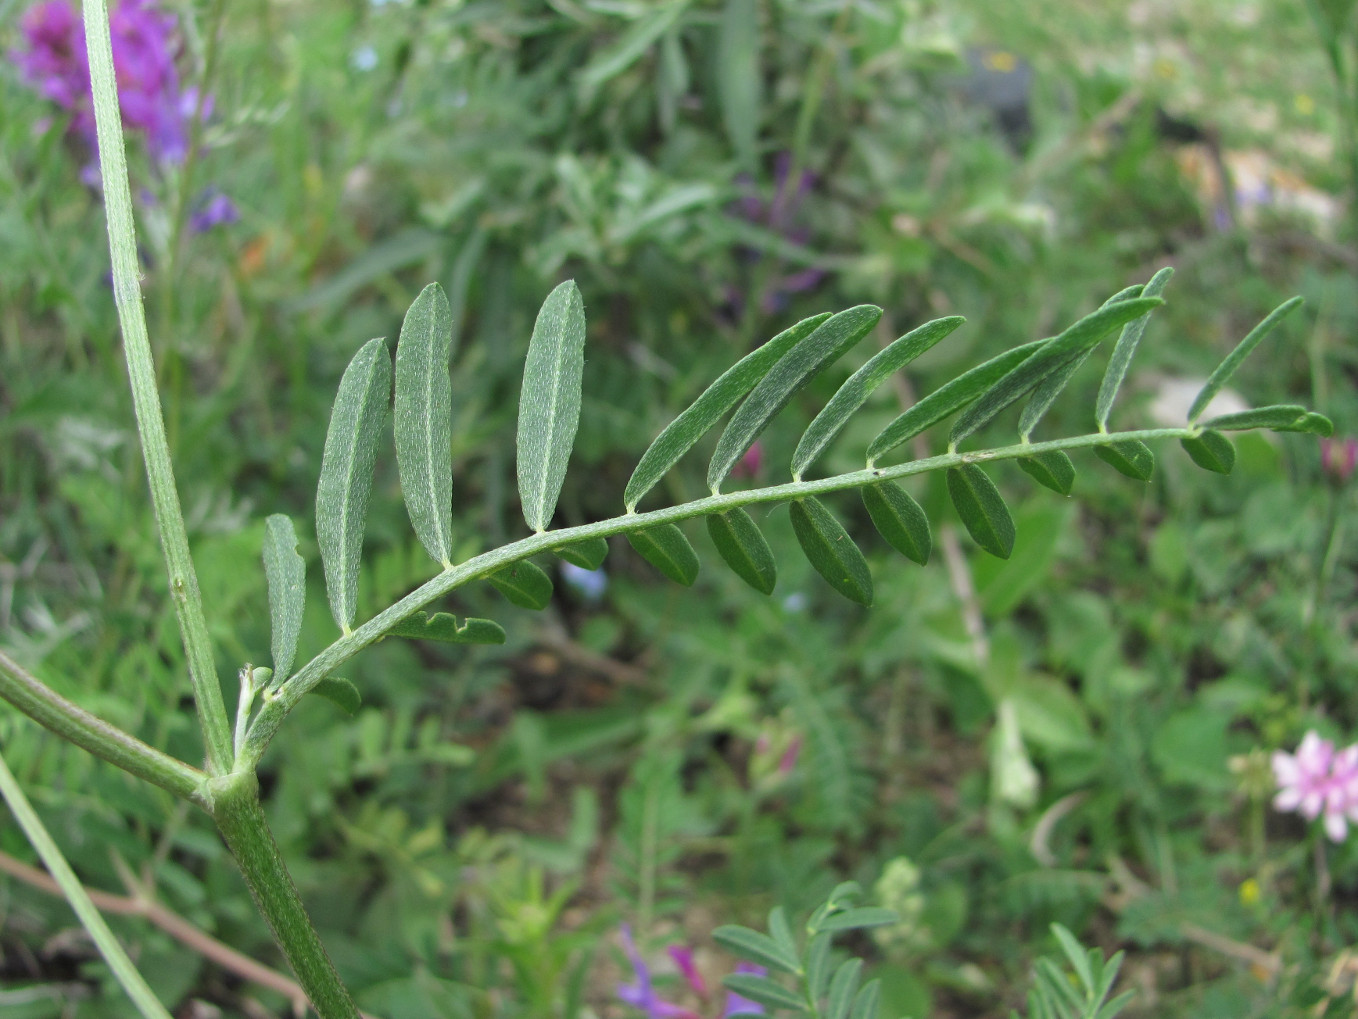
xmin=1018 ymin=449 xmax=1076 ymax=495
xmin=1093 ymin=440 xmax=1155 ymax=482
xmin=487 ymin=560 xmax=554 ymax=610
xmin=310 ymin=677 xmax=361 ymax=716
xmin=861 ymin=482 xmax=931 ymax=564
xmin=707 ymin=508 xmax=777 ymax=594
xmin=1181 ymin=429 xmax=1235 ymax=474
xmin=947 ymin=464 xmax=1015 ymax=559
xmin=552 ymin=536 xmax=609 ymax=570
xmin=628 ymin=524 xmax=700 ymax=586
xmin=387 ymin=611 xmax=506 ymax=645
xmin=1096 ymin=267 xmax=1173 ymax=429
xmin=789 ymin=497 xmax=873 ymax=605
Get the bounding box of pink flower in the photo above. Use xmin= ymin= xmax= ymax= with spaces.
xmin=1272 ymin=730 xmax=1358 ymax=842
xmin=1321 ymin=437 xmax=1358 ymax=485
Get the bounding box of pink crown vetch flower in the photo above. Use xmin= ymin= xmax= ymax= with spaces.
xmin=1272 ymin=730 xmax=1358 ymax=842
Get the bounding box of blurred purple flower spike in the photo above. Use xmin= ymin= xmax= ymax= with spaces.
xmin=1321 ymin=436 xmax=1357 ymax=486
xmin=190 ymin=189 xmax=239 ymax=232
xmin=617 ymin=924 xmax=702 ymax=1019
xmin=728 ymin=152 xmax=827 ymax=315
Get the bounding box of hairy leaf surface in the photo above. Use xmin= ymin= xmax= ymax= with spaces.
xmin=1202 ymin=404 xmax=1310 ymax=431
xmin=262 ymin=514 xmax=305 ymax=682
xmin=1188 ymin=296 xmax=1303 ymax=422
xmin=388 ymin=611 xmax=506 ymax=645
xmin=707 ymin=508 xmax=777 ymax=594
xmin=518 ymin=280 xmax=586 ymax=532
xmin=487 ymin=560 xmax=554 ymax=610
xmin=793 ymin=315 xmax=964 ymax=479
xmin=317 ymin=337 xmax=391 ymax=631
xmin=947 ymin=464 xmax=1015 ymax=559
xmin=1018 ymin=449 xmax=1076 ymax=495
xmin=1096 ymin=267 xmax=1173 ymax=428
xmin=1093 ymin=440 xmax=1155 ymax=481
xmin=790 ymin=497 xmax=873 ymax=605
xmin=394 ymin=282 xmax=455 ymax=566
xmin=628 ymin=524 xmax=700 ymax=586
xmin=625 ymin=312 xmax=830 ymax=510
xmin=709 ymin=305 xmax=882 ymax=492
xmin=861 ymin=482 xmax=931 ymax=564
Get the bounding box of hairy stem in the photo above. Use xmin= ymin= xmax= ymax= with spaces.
xmin=242 ymin=425 xmax=1195 ymax=766
xmin=82 ymin=0 xmax=234 ymax=774
xmin=0 ymin=649 xmax=206 ymax=803
xmin=209 ymin=772 xmax=360 ymax=1019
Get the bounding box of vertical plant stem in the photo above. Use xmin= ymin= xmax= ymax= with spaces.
xmin=0 ymin=748 xmax=174 ymax=1019
xmin=209 ymin=772 xmax=360 ymax=1019
xmin=82 ymin=0 xmax=233 ymax=775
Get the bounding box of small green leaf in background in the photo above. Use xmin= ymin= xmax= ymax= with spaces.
xmin=518 ymin=280 xmax=587 ymax=533
xmin=793 ymin=315 xmax=964 ymax=479
xmin=814 ymin=907 xmax=899 ymax=932
xmin=861 ymin=481 xmax=931 ymax=564
xmin=309 ymin=676 xmax=361 ymax=716
xmin=709 ymin=305 xmax=882 ymax=492
xmin=394 ymin=282 xmax=455 ymax=567
xmin=552 ymin=536 xmax=609 ymax=570
xmin=316 ymin=336 xmax=391 ymax=632
xmin=487 ymin=560 xmax=555 ymax=610
xmin=262 ymin=513 xmax=305 ymax=682
xmin=827 ymin=958 xmax=864 ymax=1019
xmin=1096 ymin=267 xmax=1174 ymax=429
xmin=722 ymin=973 xmax=807 ymax=1011
xmin=1093 ymin=440 xmax=1155 ymax=481
xmin=867 ymin=339 xmax=1044 ymax=465
xmin=388 ymin=611 xmax=506 ymax=645
xmin=1181 ymin=429 xmax=1235 ymax=474
xmin=707 ymin=508 xmax=777 ymax=594
xmin=789 ymin=497 xmax=873 ymax=605
xmin=1018 ymin=449 xmax=1076 ymax=495
xmin=1188 ymin=295 xmax=1303 ymax=422
xmin=577 ymin=1 xmax=690 ymax=100
xmin=768 ymin=906 xmax=798 ymax=960
xmin=851 ymin=980 xmax=882 ymax=1019
xmin=951 ymin=297 xmax=1163 ymax=447
xmin=711 ymin=924 xmax=801 ymax=975
xmin=947 ymin=463 xmax=1015 ymax=559
xmin=717 ymin=0 xmax=760 ymax=170
xmin=628 ymin=524 xmax=700 ymax=586
xmin=624 ymin=312 xmax=830 ymax=511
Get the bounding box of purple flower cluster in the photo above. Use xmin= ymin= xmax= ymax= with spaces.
xmin=729 ymin=152 xmax=828 ymax=316
xmin=1273 ymin=731 xmax=1358 ymax=842
xmin=618 ymin=924 xmax=766 ymax=1018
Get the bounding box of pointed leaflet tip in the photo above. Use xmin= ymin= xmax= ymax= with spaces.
xmin=316 ymin=337 xmax=391 ymax=631
xmin=518 ymin=280 xmax=586 ymax=532
xmin=1096 ymin=267 xmax=1174 ymax=429
xmin=395 ymin=282 xmax=455 ymax=566
xmin=1187 ymin=295 xmax=1304 ymax=423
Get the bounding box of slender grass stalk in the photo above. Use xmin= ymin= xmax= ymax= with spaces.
xmin=0 ymin=748 xmax=174 ymax=1019
xmin=81 ymin=0 xmax=233 ymax=775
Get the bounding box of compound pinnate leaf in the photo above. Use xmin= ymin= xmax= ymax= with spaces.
xmin=1096 ymin=267 xmax=1174 ymax=429
xmin=707 ymin=508 xmax=777 ymax=594
xmin=790 ymin=497 xmax=873 ymax=605
xmin=310 ymin=676 xmax=361 ymax=716
xmin=947 ymin=464 xmax=1015 ymax=559
xmin=712 ymin=924 xmax=800 ymax=975
xmin=1181 ymin=429 xmax=1235 ymax=474
xmin=951 ymin=297 xmax=1163 ymax=446
xmin=552 ymin=536 xmax=609 ymax=570
xmin=1188 ymin=295 xmax=1303 ymax=422
xmin=387 ymin=611 xmax=506 ymax=645
xmin=394 ymin=282 xmax=455 ymax=567
xmin=861 ymin=482 xmax=931 ymax=564
xmin=1202 ymin=404 xmax=1310 ymax=431
xmin=1018 ymin=449 xmax=1076 ymax=495
xmin=827 ymin=958 xmax=864 ymax=1019
xmin=628 ymin=524 xmax=700 ymax=586
xmin=624 ymin=312 xmax=830 ymax=511
xmin=487 ymin=560 xmax=554 ymax=610
xmin=867 ymin=339 xmax=1045 ymax=465
xmin=850 ymin=980 xmax=882 ymax=1019
xmin=317 ymin=336 xmax=391 ymax=631
xmin=1094 ymin=440 xmax=1155 ymax=482
xmin=709 ymin=305 xmax=882 ymax=492
xmin=518 ymin=280 xmax=586 ymax=532
xmin=793 ymin=315 xmax=965 ymax=479
xmin=262 ymin=514 xmax=305 ymax=681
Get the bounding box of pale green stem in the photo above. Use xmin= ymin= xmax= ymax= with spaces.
xmin=0 ymin=649 xmax=206 ymax=803
xmin=242 ymin=425 xmax=1198 ymax=766
xmin=82 ymin=0 xmax=233 ymax=774
xmin=0 ymin=747 xmax=174 ymax=1019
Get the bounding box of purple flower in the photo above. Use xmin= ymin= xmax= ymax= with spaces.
xmin=190 ymin=188 xmax=239 ymax=232
xmin=1321 ymin=437 xmax=1358 ymax=486
xmin=727 ymin=152 xmax=828 ymax=316
xmin=560 ymin=562 xmax=607 ymax=602
xmin=1273 ymin=730 xmax=1358 ymax=842
xmin=723 ymin=962 xmax=768 ymax=1017
xmin=617 ymin=924 xmax=701 ymax=1019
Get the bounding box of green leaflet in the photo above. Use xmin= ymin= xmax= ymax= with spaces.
xmin=1188 ymin=295 xmax=1304 ymax=422
xmin=487 ymin=560 xmax=554 ymax=610
xmin=1202 ymin=404 xmax=1314 ymax=431
xmin=1094 ymin=440 xmax=1155 ymax=481
xmin=310 ymin=676 xmax=361 ymax=716
xmin=867 ymin=340 xmax=1045 ymax=466
xmin=1286 ymin=411 xmax=1337 ymax=435
xmin=1096 ymin=267 xmax=1173 ymax=429
xmin=518 ymin=280 xmax=587 ymax=533
xmin=316 ymin=336 xmax=391 ymax=631
xmin=712 ymin=924 xmax=800 ymax=975
xmin=552 ymin=536 xmax=609 ymax=570
xmin=709 ymin=305 xmax=882 ymax=492
xmin=1181 ymin=429 xmax=1235 ymax=474
xmin=789 ymin=497 xmax=873 ymax=605
xmin=816 ymin=907 xmax=900 ymax=931
xmin=624 ymin=312 xmax=830 ymax=510
xmin=806 ymin=930 xmax=833 ymax=1001
xmin=577 ymin=1 xmax=689 ymax=98
xmin=947 ymin=464 xmax=1015 ymax=559
xmin=767 ymin=907 xmax=797 ymax=960
xmin=717 ymin=0 xmax=760 ymax=170
xmin=827 ymin=958 xmax=864 ymax=1019
xmin=394 ymin=282 xmax=455 ymax=567
xmin=722 ymin=974 xmax=806 ymax=1011
xmin=262 ymin=514 xmax=305 ymax=683
xmin=793 ymin=315 xmax=965 ymax=479
xmin=1018 ymin=449 xmax=1076 ymax=495
xmin=951 ymin=297 xmax=1163 ymax=447
xmin=707 ymin=508 xmax=777 ymax=594
xmin=850 ymin=980 xmax=881 ymax=1019
xmin=387 ymin=611 xmax=506 ymax=645
xmin=627 ymin=524 xmax=700 ymax=586
xmin=861 ymin=482 xmax=931 ymax=565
